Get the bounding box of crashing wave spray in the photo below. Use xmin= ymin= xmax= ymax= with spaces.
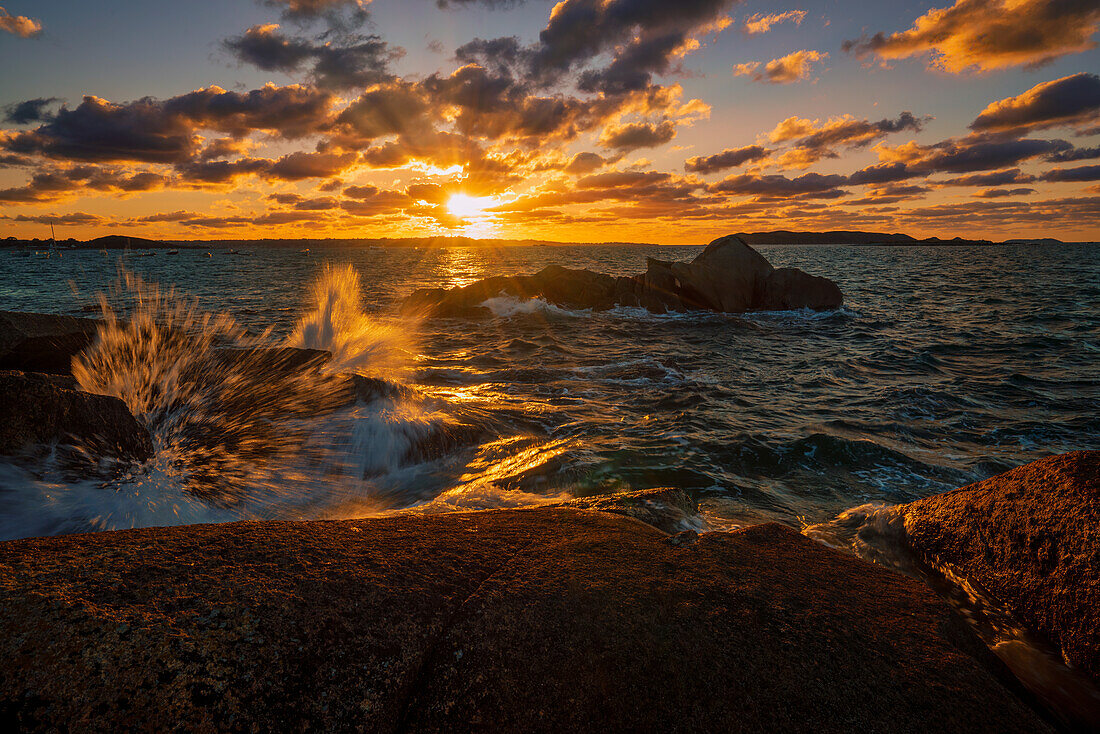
xmin=67 ymin=266 xmax=418 ymax=515
xmin=286 ymin=263 xmax=412 ymax=379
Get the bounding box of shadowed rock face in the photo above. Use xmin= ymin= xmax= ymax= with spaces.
xmin=900 ymin=451 xmax=1100 ymax=684
xmin=403 ymin=235 xmax=843 ymax=317
xmin=0 ymin=370 xmax=152 ymax=462
xmin=0 ymin=510 xmax=1046 ymax=733
xmin=0 ymin=311 xmax=100 ymax=375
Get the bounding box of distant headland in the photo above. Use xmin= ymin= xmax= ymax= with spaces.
xmin=0 ymin=230 xmax=1081 ymax=249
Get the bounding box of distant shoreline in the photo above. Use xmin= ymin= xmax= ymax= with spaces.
xmin=2 ymin=231 xmax=1091 ymax=249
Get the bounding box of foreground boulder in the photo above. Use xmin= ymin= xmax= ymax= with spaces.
xmin=0 ymin=311 xmax=100 ymax=374
xmin=900 ymin=451 xmax=1100 ymax=683
xmin=403 ymin=235 xmax=842 ymax=316
xmin=0 ymin=509 xmax=1046 ymax=732
xmin=0 ymin=370 xmax=152 ymax=462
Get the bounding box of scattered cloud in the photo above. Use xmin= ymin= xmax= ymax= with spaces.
xmin=734 ymin=50 xmax=827 ymax=84
xmin=2 ymin=98 xmax=59 ymax=125
xmin=1041 ymin=164 xmax=1100 ymax=182
xmin=598 ymin=121 xmax=676 ymax=150
xmin=0 ymin=6 xmax=41 ymax=37
xmin=685 ymin=145 xmax=770 ymax=174
xmin=970 ymin=73 xmax=1100 ymax=134
xmin=742 ymin=10 xmax=806 ymax=35
xmin=225 ymin=23 xmax=403 ymax=90
xmin=843 ymin=0 xmax=1100 ymax=73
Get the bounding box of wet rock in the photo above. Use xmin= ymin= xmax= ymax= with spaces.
xmin=669 ymin=234 xmax=774 ymax=312
xmin=553 ymin=487 xmax=701 ymax=534
xmin=402 ymin=234 xmax=842 ymax=316
xmin=760 ymin=267 xmax=845 ymax=311
xmin=0 ymin=511 xmax=1046 ymax=732
xmin=403 ymin=265 xmax=620 ymax=316
xmin=0 ymin=311 xmax=101 ymax=375
xmin=900 ymin=451 xmax=1100 ymax=684
xmin=0 ymin=370 xmax=152 ymax=462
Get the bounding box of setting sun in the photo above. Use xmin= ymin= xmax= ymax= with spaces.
xmin=447 ymin=193 xmax=495 ymax=219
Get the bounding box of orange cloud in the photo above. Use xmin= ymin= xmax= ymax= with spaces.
xmin=742 ymin=10 xmax=806 ymax=35
xmin=733 ymin=50 xmax=827 ymax=84
xmin=843 ymin=0 xmax=1100 ymax=73
xmin=0 ymin=6 xmax=41 ymax=38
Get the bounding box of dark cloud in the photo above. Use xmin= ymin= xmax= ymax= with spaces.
xmin=262 ymin=0 xmax=369 ymax=23
xmin=437 ymin=0 xmax=526 ymax=7
xmin=1046 ymin=146 xmax=1100 ymax=163
xmin=970 ymin=73 xmax=1100 ymax=134
xmin=175 ymin=158 xmax=273 ymax=184
xmin=733 ymin=50 xmax=827 ymax=84
xmin=2 ymin=85 xmax=335 ymax=164
xmin=0 ymin=165 xmax=167 ymax=203
xmin=8 ymin=212 xmax=102 ymax=225
xmin=564 ymin=151 xmax=607 ymax=174
xmin=939 ymin=168 xmax=1037 ymax=186
xmin=972 ymin=187 xmax=1037 ymax=198
xmin=0 ymin=7 xmax=41 ymax=37
xmin=3 ymin=97 xmax=60 ymax=125
xmin=598 ymin=121 xmax=676 ymax=150
xmin=846 ymin=162 xmax=915 ymax=185
xmin=709 ymin=172 xmax=847 ymax=196
xmin=878 ymin=136 xmax=1072 ymax=174
xmin=843 ymin=0 xmax=1100 ymax=73
xmin=458 ymin=0 xmax=738 ymax=94
xmin=1041 ymin=164 xmax=1100 ymax=182
xmin=267 ymin=150 xmax=358 ymax=180
xmin=225 ymin=23 xmax=402 ymax=90
xmin=685 ymin=145 xmax=769 ymax=174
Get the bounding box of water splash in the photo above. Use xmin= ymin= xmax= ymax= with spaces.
xmin=286 ymin=263 xmax=412 ymax=379
xmin=72 ymin=269 xmax=353 ymax=505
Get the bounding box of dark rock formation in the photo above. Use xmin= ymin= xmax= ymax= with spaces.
xmin=760 ymin=267 xmax=844 ymax=311
xmin=553 ymin=487 xmax=701 ymax=534
xmin=900 ymin=451 xmax=1100 ymax=684
xmin=403 ymin=234 xmax=843 ymax=316
xmin=0 ymin=370 xmax=152 ymax=462
xmin=0 ymin=311 xmax=100 ymax=374
xmin=0 ymin=510 xmax=1046 ymax=732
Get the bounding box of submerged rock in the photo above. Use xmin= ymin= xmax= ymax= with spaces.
xmin=0 ymin=370 xmax=152 ymax=462
xmin=0 ymin=310 xmax=100 ymax=375
xmin=900 ymin=451 xmax=1100 ymax=684
xmin=403 ymin=235 xmax=843 ymax=316
xmin=553 ymin=487 xmax=701 ymax=534
xmin=0 ymin=510 xmax=1046 ymax=732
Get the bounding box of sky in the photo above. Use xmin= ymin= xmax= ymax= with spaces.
xmin=0 ymin=0 xmax=1098 ymax=243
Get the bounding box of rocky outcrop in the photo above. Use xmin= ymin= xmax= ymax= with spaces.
xmin=760 ymin=267 xmax=844 ymax=311
xmin=403 ymin=235 xmax=843 ymax=316
xmin=0 ymin=370 xmax=152 ymax=462
xmin=0 ymin=509 xmax=1046 ymax=733
xmin=0 ymin=311 xmax=100 ymax=374
xmin=900 ymin=451 xmax=1100 ymax=684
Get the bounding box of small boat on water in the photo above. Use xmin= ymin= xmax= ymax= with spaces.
xmin=166 ymin=249 xmax=179 ymax=255
xmin=204 ymin=252 xmax=212 ymax=257
xmin=300 ymin=248 xmax=310 ymax=254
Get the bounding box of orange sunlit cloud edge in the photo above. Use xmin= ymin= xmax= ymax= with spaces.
xmin=0 ymin=0 xmax=1098 ymax=243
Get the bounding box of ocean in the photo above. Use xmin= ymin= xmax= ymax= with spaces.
xmin=1 ymin=242 xmax=1097 ymax=540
